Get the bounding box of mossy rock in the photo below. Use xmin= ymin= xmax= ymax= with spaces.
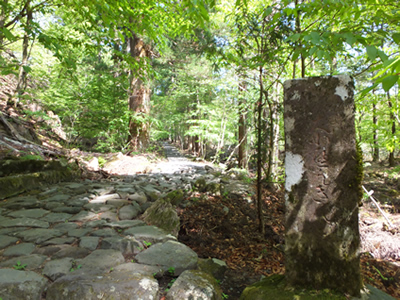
xmin=194 ymin=177 xmax=207 ymax=192
xmin=142 ymin=199 xmax=180 ymax=237
xmin=163 ymin=189 xmax=184 ymax=206
xmin=240 ymin=275 xmax=347 ymax=300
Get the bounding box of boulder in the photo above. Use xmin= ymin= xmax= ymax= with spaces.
xmin=163 ymin=189 xmax=184 ymax=206
xmin=136 ymin=240 xmax=198 ymax=276
xmin=166 ymin=270 xmax=222 ymax=300
xmin=0 ymin=269 xmax=48 ymax=300
xmin=46 ymin=270 xmax=159 ymax=300
xmin=142 ymin=199 xmax=180 ymax=237
xmin=198 ymin=258 xmax=227 ymax=280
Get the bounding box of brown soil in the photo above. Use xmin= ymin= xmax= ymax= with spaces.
xmin=178 ymin=180 xmax=400 ymax=300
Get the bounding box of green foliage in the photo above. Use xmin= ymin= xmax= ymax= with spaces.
xmin=97 ymin=157 xmax=106 ymax=168
xmin=13 ymin=261 xmax=27 ymax=270
xmin=167 ymin=266 xmax=175 ymax=276
xmin=143 ymin=240 xmax=152 ymax=248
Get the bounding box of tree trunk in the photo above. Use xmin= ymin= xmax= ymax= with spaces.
xmin=388 ymin=92 xmax=396 ymax=167
xmin=372 ymin=100 xmax=379 ymax=162
xmin=13 ymin=0 xmax=32 ymax=107
xmin=127 ymin=32 xmax=151 ymax=151
xmin=0 ymin=0 xmax=8 ymax=47
xmin=257 ymin=67 xmax=265 ymax=235
xmin=238 ymin=80 xmax=247 ymax=169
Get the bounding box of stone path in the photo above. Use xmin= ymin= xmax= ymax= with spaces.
xmin=0 ymin=144 xmax=249 ymax=300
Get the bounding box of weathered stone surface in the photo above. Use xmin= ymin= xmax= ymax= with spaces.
xmin=0 ymin=235 xmax=18 ymax=249
xmin=17 ymin=228 xmax=64 ymax=243
xmin=77 ymin=249 xmax=124 ymax=271
xmin=119 ymin=204 xmax=141 ymax=220
xmin=7 ymin=208 xmax=49 ymax=218
xmin=0 ymin=269 xmax=48 ymax=300
xmin=198 ymin=258 xmax=227 ymax=280
xmin=67 ymin=228 xmax=91 ymax=237
xmin=3 ymin=242 xmax=36 ymax=256
xmin=123 ymin=225 xmax=175 ymax=244
xmin=0 ymin=218 xmax=49 ymax=228
xmin=142 ymin=199 xmax=180 ymax=237
xmin=106 ymin=219 xmax=145 ymax=229
xmin=100 ymin=236 xmax=142 ymax=255
xmin=113 ymin=262 xmax=163 ymax=276
xmin=79 ymin=236 xmax=99 ymax=251
xmin=52 ymin=246 xmax=90 ymax=259
xmin=42 ymin=237 xmax=76 ymax=245
xmin=284 ymin=76 xmax=361 ymax=296
xmin=51 ymin=206 xmax=81 ymax=214
xmin=163 ymin=189 xmax=184 ymax=206
xmin=40 ymin=212 xmax=72 ymax=223
xmin=46 ymin=270 xmax=158 ymax=300
xmin=127 ymin=192 xmax=147 ymax=204
xmin=90 ymin=228 xmax=117 ymax=237
xmin=42 ymin=258 xmax=74 ymax=281
xmin=0 ymin=254 xmax=47 ymax=270
xmin=136 ymin=240 xmax=198 ymax=275
xmin=166 ymin=270 xmax=222 ymax=300
xmin=68 ymin=211 xmax=98 ymax=222
xmin=52 ymin=222 xmax=79 ymax=233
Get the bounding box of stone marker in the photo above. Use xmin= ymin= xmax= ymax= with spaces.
xmin=283 ymin=76 xmax=362 ymax=296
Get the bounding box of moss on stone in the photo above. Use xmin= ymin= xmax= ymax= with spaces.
xmin=240 ymin=275 xmax=347 ymax=300
xmin=163 ymin=189 xmax=184 ymax=206
xmin=142 ymin=200 xmax=180 ymax=237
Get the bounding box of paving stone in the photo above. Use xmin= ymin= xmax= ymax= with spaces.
xmin=42 ymin=237 xmax=76 ymax=245
xmin=100 ymin=236 xmax=142 ymax=255
xmin=127 ymin=192 xmax=147 ymax=204
xmin=0 ymin=218 xmax=49 ymax=228
xmin=67 ymin=199 xmax=89 ymax=207
xmin=0 ymin=235 xmax=19 ymax=249
xmin=99 ymin=210 xmax=118 ymax=222
xmin=69 ymin=211 xmax=98 ymax=222
xmin=83 ymin=219 xmax=108 ymax=228
xmin=42 ymin=257 xmax=74 ymax=281
xmin=119 ymin=204 xmax=141 ymax=220
xmin=45 ymin=194 xmax=71 ymax=202
xmin=1 ymin=198 xmax=40 ymax=210
xmin=52 ymin=222 xmax=79 ymax=233
xmin=46 ymin=270 xmax=158 ymax=300
xmin=33 ymin=245 xmax=64 ymax=256
xmin=0 ymin=269 xmax=48 ymax=300
xmin=52 ymin=246 xmax=91 ymax=259
xmin=123 ymin=225 xmax=175 ymax=244
xmin=16 ymin=228 xmax=64 ymax=244
xmin=40 ymin=212 xmax=72 ymax=223
xmin=0 ymin=254 xmax=47 ymax=270
xmin=0 ymin=227 xmax=29 ymax=235
xmin=106 ymin=219 xmax=145 ymax=229
xmin=77 ymin=249 xmax=124 ymax=271
xmin=106 ymin=198 xmax=130 ymax=207
xmin=3 ymin=242 xmax=36 ymax=256
xmin=67 ymin=228 xmax=91 ymax=238
xmin=51 ymin=206 xmax=82 ymax=214
xmin=135 ymin=240 xmax=198 ymax=276
xmin=90 ymin=228 xmax=117 ymax=237
xmin=44 ymin=202 xmax=64 ymax=210
xmin=113 ymin=262 xmax=163 ymax=276
xmin=7 ymin=208 xmax=49 ymax=219
xmin=79 ymin=237 xmax=99 ymax=251
xmin=90 ymin=193 xmax=120 ymax=204
xmin=83 ymin=203 xmax=115 ymax=212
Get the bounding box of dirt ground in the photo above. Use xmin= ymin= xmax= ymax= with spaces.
xmin=178 ymin=165 xmax=400 ymax=299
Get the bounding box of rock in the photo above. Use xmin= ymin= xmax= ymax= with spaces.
xmin=52 ymin=246 xmax=91 ymax=259
xmin=46 ymin=270 xmax=158 ymax=300
xmin=101 ymin=236 xmax=142 ymax=255
xmin=166 ymin=269 xmax=222 ymax=300
xmin=119 ymin=204 xmax=141 ymax=220
xmin=0 ymin=269 xmax=48 ymax=300
xmin=136 ymin=240 xmax=198 ymax=276
xmin=90 ymin=228 xmax=117 ymax=237
xmin=3 ymin=242 xmax=36 ymax=256
xmin=7 ymin=208 xmax=49 ymax=218
xmin=194 ymin=177 xmax=207 ymax=192
xmin=0 ymin=254 xmax=47 ymax=270
xmin=0 ymin=218 xmax=49 ymax=228
xmin=0 ymin=235 xmax=18 ymax=249
xmin=128 ymin=192 xmax=147 ymax=204
xmin=67 ymin=228 xmax=91 ymax=238
xmin=79 ymin=236 xmax=99 ymax=251
xmin=198 ymin=258 xmax=228 ymax=280
xmin=16 ymin=228 xmax=64 ymax=244
xmin=163 ymin=189 xmax=184 ymax=206
xmin=68 ymin=211 xmax=98 ymax=222
xmin=123 ymin=225 xmax=175 ymax=244
xmin=77 ymin=249 xmax=124 ymax=271
xmin=114 ymin=262 xmax=163 ymax=277
xmin=106 ymin=219 xmax=145 ymax=229
xmin=42 ymin=258 xmax=74 ymax=281
xmin=142 ymin=199 xmax=180 ymax=237
xmin=43 ymin=237 xmax=76 ymax=245
xmin=40 ymin=212 xmax=72 ymax=223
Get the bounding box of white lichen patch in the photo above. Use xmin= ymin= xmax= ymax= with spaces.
xmin=139 ymin=278 xmax=156 ymax=290
xmin=291 ymin=90 xmax=301 ymax=101
xmin=314 ymin=80 xmax=322 ymax=87
xmin=334 ymin=75 xmax=352 ymax=101
xmin=285 ymin=152 xmax=305 ymax=192
xmin=284 ymin=117 xmax=295 ymax=132
xmin=284 ymin=79 xmax=293 ymax=90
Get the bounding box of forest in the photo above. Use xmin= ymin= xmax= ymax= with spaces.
xmin=1 ymin=0 xmax=399 ymax=172
xmin=0 ymin=0 xmax=400 ymax=299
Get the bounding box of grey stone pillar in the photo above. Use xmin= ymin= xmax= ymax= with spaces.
xmin=283 ymin=76 xmax=361 ymax=296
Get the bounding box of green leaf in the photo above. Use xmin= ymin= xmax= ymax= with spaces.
xmin=23 ymin=65 xmax=32 ymax=73
xmin=381 ymin=75 xmax=398 ymax=92
xmin=366 ymin=45 xmax=378 ymax=61
xmin=0 ymin=27 xmax=16 ymax=41
xmin=377 ymin=50 xmax=388 ymax=62
xmin=392 ymin=33 xmax=400 ymax=45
